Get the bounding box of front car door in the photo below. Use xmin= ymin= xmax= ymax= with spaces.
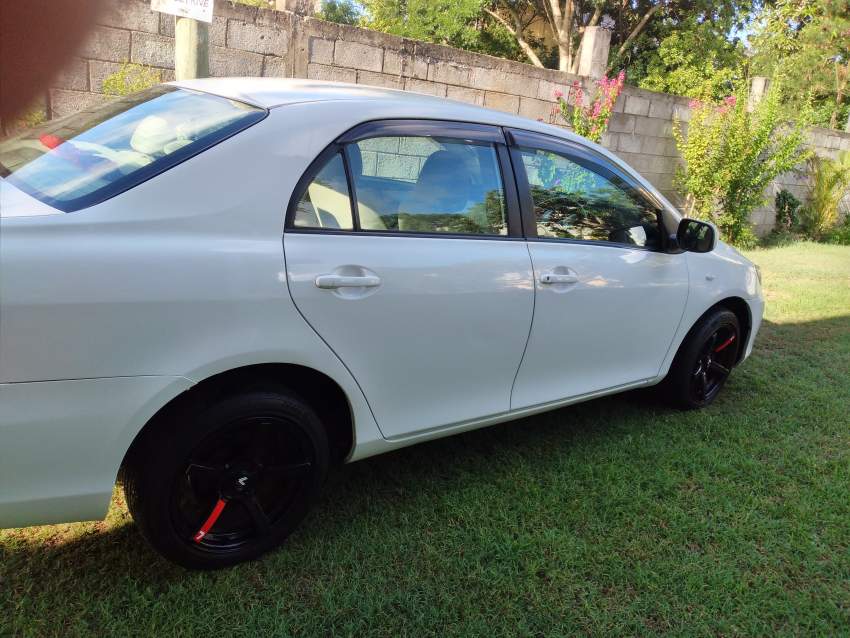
xmin=284 ymin=121 xmax=534 ymax=439
xmin=508 ymin=129 xmax=689 ymax=410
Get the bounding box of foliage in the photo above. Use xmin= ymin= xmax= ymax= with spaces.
xmin=673 ymin=81 xmax=812 ymax=247
xmin=637 ymin=19 xmax=745 ymax=100
xmin=361 ymin=0 xmax=490 ymax=52
xmin=824 ymin=214 xmax=850 ymax=245
xmin=750 ymin=0 xmax=850 ymax=129
xmin=553 ymin=71 xmax=625 ymax=143
xmin=774 ymin=188 xmax=803 ymax=233
xmin=799 ymin=151 xmax=850 ymax=239
xmin=317 ymin=0 xmax=361 ymax=25
xmin=102 ymin=62 xmax=160 ymax=97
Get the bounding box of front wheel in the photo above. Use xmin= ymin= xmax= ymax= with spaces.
xmin=664 ymin=308 xmax=740 ymax=410
xmin=123 ymin=387 xmax=329 ymax=569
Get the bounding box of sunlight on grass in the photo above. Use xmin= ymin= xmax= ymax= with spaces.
xmin=3 ymin=243 xmax=849 ymax=636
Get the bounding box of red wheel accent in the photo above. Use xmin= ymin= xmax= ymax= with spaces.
xmin=714 ymin=335 xmax=736 ymax=353
xmin=193 ymin=498 xmax=228 ymax=543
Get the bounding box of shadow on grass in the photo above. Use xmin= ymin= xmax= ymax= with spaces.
xmin=2 ymin=314 xmax=848 ymax=590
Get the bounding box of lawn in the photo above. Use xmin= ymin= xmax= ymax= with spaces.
xmin=2 ymin=243 xmax=849 ymax=637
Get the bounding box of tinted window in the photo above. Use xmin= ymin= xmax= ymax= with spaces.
xmin=519 ymin=147 xmax=659 ymax=247
xmin=292 ymin=152 xmax=354 ymax=230
xmin=0 ymin=86 xmax=266 ymax=212
xmin=348 ymin=136 xmax=507 ymax=235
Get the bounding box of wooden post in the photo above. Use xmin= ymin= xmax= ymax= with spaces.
xmin=174 ymin=16 xmax=209 ymax=80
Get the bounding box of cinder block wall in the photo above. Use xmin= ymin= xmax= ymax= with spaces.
xmin=42 ymin=0 xmax=850 ymax=234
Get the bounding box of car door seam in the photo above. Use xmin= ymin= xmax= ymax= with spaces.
xmin=280 ymin=235 xmax=385 ymax=435
xmin=508 ymin=240 xmax=537 ymax=412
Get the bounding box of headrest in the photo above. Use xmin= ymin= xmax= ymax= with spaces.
xmin=130 ymin=115 xmax=174 ymax=156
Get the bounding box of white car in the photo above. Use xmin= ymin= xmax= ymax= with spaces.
xmin=0 ymin=78 xmax=763 ymax=568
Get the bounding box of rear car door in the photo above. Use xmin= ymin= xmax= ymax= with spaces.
xmin=508 ymin=129 xmax=689 ymax=410
xmin=284 ymin=121 xmax=534 ymax=439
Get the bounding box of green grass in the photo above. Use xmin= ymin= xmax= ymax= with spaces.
xmin=2 ymin=242 xmax=849 ymax=637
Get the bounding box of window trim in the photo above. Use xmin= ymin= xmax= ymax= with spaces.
xmin=286 ymin=119 xmax=523 ymax=239
xmin=505 ymin=128 xmax=666 ymax=251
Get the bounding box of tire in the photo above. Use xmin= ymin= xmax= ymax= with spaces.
xmin=664 ymin=308 xmax=740 ymax=410
xmin=123 ymin=386 xmax=329 ymax=569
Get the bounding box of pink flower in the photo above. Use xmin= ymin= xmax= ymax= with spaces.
xmin=688 ymin=99 xmax=702 ymax=109
xmin=554 ymin=89 xmax=563 ymax=99
xmin=724 ymin=95 xmax=737 ymax=107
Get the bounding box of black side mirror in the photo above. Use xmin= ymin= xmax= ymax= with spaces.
xmin=676 ymin=218 xmax=716 ymax=253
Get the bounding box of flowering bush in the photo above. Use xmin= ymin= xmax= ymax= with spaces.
xmin=674 ymin=81 xmax=812 ymax=247
xmin=552 ymin=71 xmax=626 ymax=143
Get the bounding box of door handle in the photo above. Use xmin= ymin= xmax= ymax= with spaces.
xmin=315 ymin=274 xmax=382 ymax=289
xmin=539 ymin=272 xmax=578 ymax=285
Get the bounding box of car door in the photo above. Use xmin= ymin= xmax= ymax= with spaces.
xmin=284 ymin=121 xmax=534 ymax=439
xmin=508 ymin=129 xmax=689 ymax=410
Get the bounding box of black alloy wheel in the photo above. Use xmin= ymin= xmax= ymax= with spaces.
xmin=689 ymin=324 xmax=738 ymax=404
xmin=665 ymin=307 xmax=741 ymax=409
xmin=124 ymin=388 xmax=329 ymax=569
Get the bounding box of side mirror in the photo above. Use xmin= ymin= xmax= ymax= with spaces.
xmin=676 ymin=218 xmax=717 ymax=253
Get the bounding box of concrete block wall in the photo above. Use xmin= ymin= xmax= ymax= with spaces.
xmin=38 ymin=0 xmax=850 ymax=234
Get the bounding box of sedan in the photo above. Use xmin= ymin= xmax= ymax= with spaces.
xmin=0 ymin=78 xmax=764 ymax=568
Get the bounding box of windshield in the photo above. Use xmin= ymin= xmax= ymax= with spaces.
xmin=0 ymin=86 xmax=266 ymax=212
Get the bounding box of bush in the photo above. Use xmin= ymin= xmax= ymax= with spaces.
xmin=673 ymin=81 xmax=812 ymax=247
xmin=825 ymin=215 xmax=850 ymax=245
xmin=102 ymin=62 xmax=160 ymax=97
xmin=799 ymin=151 xmax=850 ymax=240
xmin=775 ymin=188 xmax=803 ymax=232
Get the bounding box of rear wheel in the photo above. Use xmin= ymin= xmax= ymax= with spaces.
xmin=124 ymin=388 xmax=328 ymax=569
xmin=665 ymin=308 xmax=740 ymax=409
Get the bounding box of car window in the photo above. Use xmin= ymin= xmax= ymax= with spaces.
xmin=292 ymin=152 xmax=354 ymax=230
xmin=518 ymin=147 xmax=660 ymax=247
xmin=347 ymin=136 xmax=507 ymax=236
xmin=0 ymin=86 xmax=266 ymax=213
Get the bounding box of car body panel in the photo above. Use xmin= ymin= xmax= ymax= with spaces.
xmin=285 ymin=233 xmax=534 ymax=438
xmin=0 ymin=79 xmax=764 ymax=529
xmin=511 ymin=243 xmax=690 ymax=409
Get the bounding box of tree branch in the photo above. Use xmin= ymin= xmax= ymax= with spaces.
xmin=485 ymin=6 xmax=545 ymax=68
xmin=616 ymin=3 xmax=662 ymax=58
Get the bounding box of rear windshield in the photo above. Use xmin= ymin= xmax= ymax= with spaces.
xmin=0 ymin=86 xmax=266 ymax=212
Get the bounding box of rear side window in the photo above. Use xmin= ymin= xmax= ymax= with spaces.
xmin=349 ymin=136 xmax=507 ymax=235
xmin=292 ymin=152 xmax=354 ymax=230
xmin=0 ymin=86 xmax=266 ymax=212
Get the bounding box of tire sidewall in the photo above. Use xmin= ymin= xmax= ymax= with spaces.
xmin=128 ymin=389 xmax=329 ymax=569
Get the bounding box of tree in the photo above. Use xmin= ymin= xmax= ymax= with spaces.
xmin=317 ymin=0 xmax=361 ymax=25
xmin=637 ymin=19 xmax=745 ymax=100
xmin=484 ymin=1 xmax=755 ymax=74
xmin=751 ymin=0 xmax=850 ymax=129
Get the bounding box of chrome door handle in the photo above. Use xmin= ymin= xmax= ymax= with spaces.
xmin=315 ymin=274 xmax=382 ymax=289
xmin=540 ymin=272 xmax=578 ymax=285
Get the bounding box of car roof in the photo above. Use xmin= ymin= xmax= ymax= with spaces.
xmin=171 ymin=77 xmax=578 ymax=142
xmin=170 ymin=77 xmax=680 ymax=216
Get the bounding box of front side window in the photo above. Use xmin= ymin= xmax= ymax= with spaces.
xmin=348 ymin=136 xmax=507 ymax=235
xmin=0 ymin=86 xmax=266 ymax=212
xmin=519 ymin=147 xmax=660 ymax=247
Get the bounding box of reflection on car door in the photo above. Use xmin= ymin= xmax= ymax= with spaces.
xmin=509 ymin=131 xmax=689 ymax=410
xmin=285 ymin=122 xmax=534 ymax=439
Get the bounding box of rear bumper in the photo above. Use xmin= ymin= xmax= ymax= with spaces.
xmin=0 ymin=375 xmax=191 ymax=528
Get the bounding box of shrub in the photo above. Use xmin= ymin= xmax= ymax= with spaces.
xmin=673 ymin=81 xmax=812 ymax=247
xmin=102 ymin=62 xmax=160 ymax=97
xmin=799 ymin=151 xmax=850 ymax=240
xmin=774 ymin=188 xmax=803 ymax=232
xmin=553 ymin=71 xmax=626 ymax=143
xmin=825 ymin=215 xmax=850 ymax=245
